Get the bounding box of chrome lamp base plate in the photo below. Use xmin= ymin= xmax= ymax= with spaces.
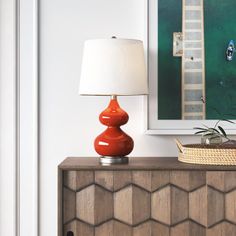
xmin=100 ymin=156 xmax=129 ymax=165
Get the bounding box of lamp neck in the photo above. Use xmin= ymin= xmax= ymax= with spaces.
xmin=111 ymin=95 xmax=117 ymax=100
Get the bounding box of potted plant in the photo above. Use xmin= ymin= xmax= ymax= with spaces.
xmin=194 ymin=119 xmax=236 ymax=145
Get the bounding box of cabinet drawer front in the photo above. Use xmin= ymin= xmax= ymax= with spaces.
xmin=61 ymin=170 xmax=236 ymax=236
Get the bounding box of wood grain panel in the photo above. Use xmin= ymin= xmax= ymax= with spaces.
xmin=189 ymin=186 xmax=207 ymax=226
xmin=171 ymin=221 xmax=205 ymax=236
xmin=114 ymin=185 xmax=150 ymax=225
xmin=64 ymin=220 xmax=76 ymax=236
xmin=226 ymin=190 xmax=236 ymax=223
xmin=113 ymin=221 xmax=132 ymax=236
xmin=134 ymin=221 xmax=171 ymax=236
xmin=171 ymin=221 xmax=189 ymax=236
xmin=133 ymin=171 xmax=170 ymax=192
xmin=207 ymin=171 xmax=225 ymax=192
xmin=207 ymin=187 xmax=224 ymax=227
xmin=152 ymin=186 xmax=171 ymax=225
xmin=171 ymin=186 xmax=188 ymax=224
xmin=224 ymin=172 xmax=236 ymax=192
xmin=94 ymin=185 xmax=113 ymax=224
xmin=95 ymin=220 xmax=113 ymax=236
xmin=64 ymin=170 xmax=94 ymax=191
xmin=114 ymin=186 xmax=133 ymax=224
xmin=152 ymin=185 xmax=188 ymax=225
xmin=76 ymin=221 xmax=94 ymax=236
xmin=76 ymin=185 xmax=95 ymax=224
xmin=95 ymin=171 xmax=132 ymax=191
xmin=151 ymin=171 xmax=170 ymax=191
xmin=171 ymin=171 xmax=191 ymax=191
xmin=59 ymin=157 xmax=236 ymax=171
xmin=95 ymin=220 xmax=132 ymax=236
xmin=63 ymin=188 xmax=76 ymax=223
xmin=64 ymin=220 xmax=94 ymax=236
xmin=189 ymin=186 xmax=224 ymax=227
xmin=133 ymin=171 xmax=152 ymax=191
xmin=113 ymin=171 xmax=131 ymax=191
xmin=152 ymin=221 xmax=170 ymax=236
xmin=133 ymin=222 xmax=151 ymax=236
xmin=207 ymin=171 xmax=236 ymax=192
xmin=95 ymin=171 xmax=113 ymax=191
xmin=132 ymin=186 xmax=150 ymax=225
xmin=171 ymin=171 xmax=205 ymax=191
xmin=207 ymin=222 xmax=236 ymax=236
xmin=76 ymin=185 xmax=113 ymax=225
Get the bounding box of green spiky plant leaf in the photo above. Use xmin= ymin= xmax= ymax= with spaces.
xmin=194 ymin=119 xmax=235 ymax=142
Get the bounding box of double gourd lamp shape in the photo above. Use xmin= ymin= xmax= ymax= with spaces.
xmin=79 ymin=38 xmax=148 ymax=164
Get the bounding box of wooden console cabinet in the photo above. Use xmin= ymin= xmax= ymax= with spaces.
xmin=58 ymin=157 xmax=236 ymax=236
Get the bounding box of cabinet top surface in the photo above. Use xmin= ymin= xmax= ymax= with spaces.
xmin=58 ymin=157 xmax=236 ymax=171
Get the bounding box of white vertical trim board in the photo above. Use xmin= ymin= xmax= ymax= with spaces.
xmin=0 ymin=0 xmax=17 ymax=235
xmin=0 ymin=0 xmax=39 ymax=233
xmin=17 ymin=0 xmax=39 ymax=235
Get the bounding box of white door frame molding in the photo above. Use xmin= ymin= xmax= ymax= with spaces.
xmin=17 ymin=0 xmax=39 ymax=235
xmin=0 ymin=0 xmax=17 ymax=235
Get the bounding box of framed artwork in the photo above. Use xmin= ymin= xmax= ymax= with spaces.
xmin=146 ymin=0 xmax=236 ymax=134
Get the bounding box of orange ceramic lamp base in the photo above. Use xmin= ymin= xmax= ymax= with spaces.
xmin=94 ymin=96 xmax=134 ymax=164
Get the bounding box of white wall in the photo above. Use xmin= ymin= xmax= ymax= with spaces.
xmin=39 ymin=0 xmax=199 ymax=235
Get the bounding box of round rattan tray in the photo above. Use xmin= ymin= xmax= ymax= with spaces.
xmin=175 ymin=139 xmax=236 ymax=165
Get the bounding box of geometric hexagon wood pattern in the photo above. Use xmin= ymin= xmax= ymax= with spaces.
xmin=132 ymin=171 xmax=152 ymax=191
xmin=189 ymin=186 xmax=224 ymax=227
xmin=95 ymin=220 xmax=114 ymax=236
xmin=152 ymin=185 xmax=171 ymax=225
xmin=95 ymin=220 xmax=132 ymax=236
xmin=171 ymin=221 xmax=205 ymax=236
xmin=64 ymin=170 xmax=94 ymax=191
xmin=114 ymin=185 xmax=150 ymax=225
xmin=95 ymin=171 xmax=131 ymax=191
xmin=189 ymin=186 xmax=207 ymax=226
xmin=151 ymin=171 xmax=170 ymax=191
xmin=114 ymin=186 xmax=132 ymax=225
xmin=133 ymin=222 xmax=152 ymax=236
xmin=76 ymin=185 xmax=113 ymax=225
xmin=171 ymin=171 xmax=206 ymax=191
xmin=207 ymin=222 xmax=236 ymax=236
xmin=63 ymin=188 xmax=76 ymax=223
xmin=95 ymin=171 xmax=114 ymax=191
xmin=133 ymin=171 xmax=170 ymax=192
xmin=64 ymin=220 xmax=94 ymax=236
xmin=151 ymin=221 xmax=170 ymax=236
xmin=61 ymin=168 xmax=236 ymax=236
xmin=133 ymin=221 xmax=170 ymax=236
xmin=152 ymin=185 xmax=188 ymax=225
xmin=207 ymin=187 xmax=224 ymax=227
xmin=226 ymin=190 xmax=236 ymax=224
xmin=207 ymin=171 xmax=236 ymax=192
xmin=171 ymin=186 xmax=188 ymax=224
xmin=112 ymin=171 xmax=132 ymax=191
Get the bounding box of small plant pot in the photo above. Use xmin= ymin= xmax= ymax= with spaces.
xmin=201 ymin=135 xmax=222 ymax=145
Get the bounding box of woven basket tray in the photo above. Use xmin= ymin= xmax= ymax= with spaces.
xmin=175 ymin=139 xmax=236 ymax=165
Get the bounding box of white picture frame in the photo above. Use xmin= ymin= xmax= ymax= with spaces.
xmin=144 ymin=0 xmax=236 ymax=135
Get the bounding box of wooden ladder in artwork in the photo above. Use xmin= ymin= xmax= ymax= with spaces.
xmin=173 ymin=0 xmax=206 ymax=120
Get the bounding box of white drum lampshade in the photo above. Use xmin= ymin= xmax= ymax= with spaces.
xmin=79 ymin=38 xmax=148 ymax=96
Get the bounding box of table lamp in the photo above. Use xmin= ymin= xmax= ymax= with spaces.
xmin=79 ymin=38 xmax=148 ymax=164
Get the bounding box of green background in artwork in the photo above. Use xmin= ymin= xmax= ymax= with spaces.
xmin=158 ymin=0 xmax=182 ymax=119
xmin=205 ymin=0 xmax=236 ymax=119
xmin=158 ymin=0 xmax=236 ymax=120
